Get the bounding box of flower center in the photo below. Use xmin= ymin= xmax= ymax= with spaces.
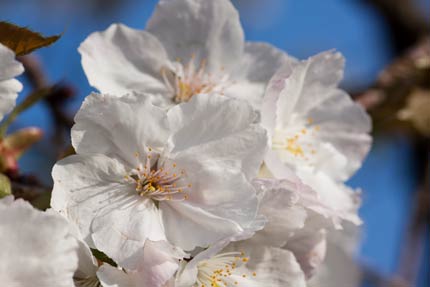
xmin=195 ymin=252 xmax=255 ymax=287
xmin=161 ymin=55 xmax=230 ymax=103
xmin=272 ymin=117 xmax=320 ymax=161
xmin=125 ymin=150 xmax=190 ymax=201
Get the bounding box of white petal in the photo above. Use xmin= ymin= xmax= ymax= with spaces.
xmin=228 ymin=245 xmax=307 ymax=287
xmin=91 ymin=199 xmax=166 ymax=270
xmin=167 ymin=93 xmax=267 ymax=179
xmin=79 ymin=23 xmax=171 ymax=95
xmin=275 ymin=51 xmax=345 ymax=124
xmin=285 ymin=227 xmax=327 ymax=278
xmin=146 ymin=0 xmax=244 ymax=73
xmin=160 ymin=201 xmax=243 ymax=251
xmin=248 ymin=247 xmax=307 ymax=287
xmin=308 ymin=89 xmax=372 ymax=179
xmin=0 ymin=44 xmax=24 ymax=80
xmin=172 ymin=155 xmax=259 ymax=224
xmin=0 ymin=197 xmax=78 ymax=287
xmin=51 ymin=154 xmax=134 ymax=246
xmin=99 ymin=240 xmax=184 ymax=287
xmin=298 ymin=170 xmax=362 ymax=227
xmin=261 ymin=61 xmax=297 ymax=135
xmin=0 ymin=44 xmax=23 ymax=120
xmin=308 ymin=223 xmax=363 ymax=287
xmin=251 ymin=178 xmax=308 ymax=247
xmin=139 ymin=240 xmax=185 ymax=287
xmin=98 ymin=265 xmax=135 ymax=287
xmin=224 ymin=81 xmax=266 ymax=111
xmin=234 ymin=42 xmax=297 ymax=83
xmin=72 ymin=92 xmax=170 ymax=166
xmin=53 ymin=210 xmax=98 ymax=281
xmin=225 ymin=43 xmax=296 ymax=110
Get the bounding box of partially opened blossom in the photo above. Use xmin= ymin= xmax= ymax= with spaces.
xmin=0 ymin=43 xmax=24 ymax=120
xmin=308 ymin=223 xmax=363 ymax=287
xmin=0 ymin=196 xmax=78 ymax=287
xmin=51 ymin=92 xmax=267 ymax=270
xmin=79 ymin=0 xmax=294 ymax=109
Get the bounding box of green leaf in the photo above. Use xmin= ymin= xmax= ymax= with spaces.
xmin=0 ymin=22 xmax=60 ymax=56
xmin=0 ymin=87 xmax=52 ymax=138
xmin=0 ymin=173 xmax=12 ymax=199
xmin=90 ymin=249 xmax=118 ymax=267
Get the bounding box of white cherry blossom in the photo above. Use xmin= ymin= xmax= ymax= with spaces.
xmin=262 ymin=50 xmax=371 ymax=182
xmin=51 ymin=92 xmax=267 ymax=271
xmin=79 ymin=0 xmax=294 ymax=109
xmin=0 ymin=196 xmax=78 ymax=287
xmin=0 ymin=43 xmax=24 ymax=120
xmin=261 ymin=51 xmax=370 ymax=228
xmin=175 ymin=238 xmax=306 ymax=287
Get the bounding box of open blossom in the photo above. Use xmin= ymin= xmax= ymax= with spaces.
xmin=174 ymin=237 xmax=306 ymax=287
xmin=0 ymin=196 xmax=78 ymax=287
xmin=0 ymin=43 xmax=24 ymax=120
xmin=262 ymin=51 xmax=371 ymax=181
xmin=79 ymin=0 xmax=293 ymax=109
xmin=261 ymin=51 xmax=371 ymax=227
xmin=51 ymin=92 xmax=267 ymax=271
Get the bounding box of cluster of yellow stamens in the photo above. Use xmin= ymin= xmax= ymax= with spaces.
xmin=124 ymin=148 xmax=191 ymax=201
xmin=195 ymin=251 xmax=256 ymax=287
xmin=161 ymin=55 xmax=229 ymax=103
xmin=272 ymin=117 xmax=320 ymax=161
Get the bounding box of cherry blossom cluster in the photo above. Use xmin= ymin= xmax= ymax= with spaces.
xmin=0 ymin=0 xmax=371 ymax=286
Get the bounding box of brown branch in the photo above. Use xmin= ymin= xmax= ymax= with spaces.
xmin=362 ymin=0 xmax=429 ymax=54
xmin=354 ymin=37 xmax=430 ymax=134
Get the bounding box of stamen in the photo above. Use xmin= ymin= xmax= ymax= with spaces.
xmin=160 ymin=57 xmax=230 ymax=103
xmin=195 ymin=252 xmax=255 ymax=287
xmin=272 ymin=120 xmax=321 ymax=159
xmin=125 ymin=151 xmax=191 ymax=202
